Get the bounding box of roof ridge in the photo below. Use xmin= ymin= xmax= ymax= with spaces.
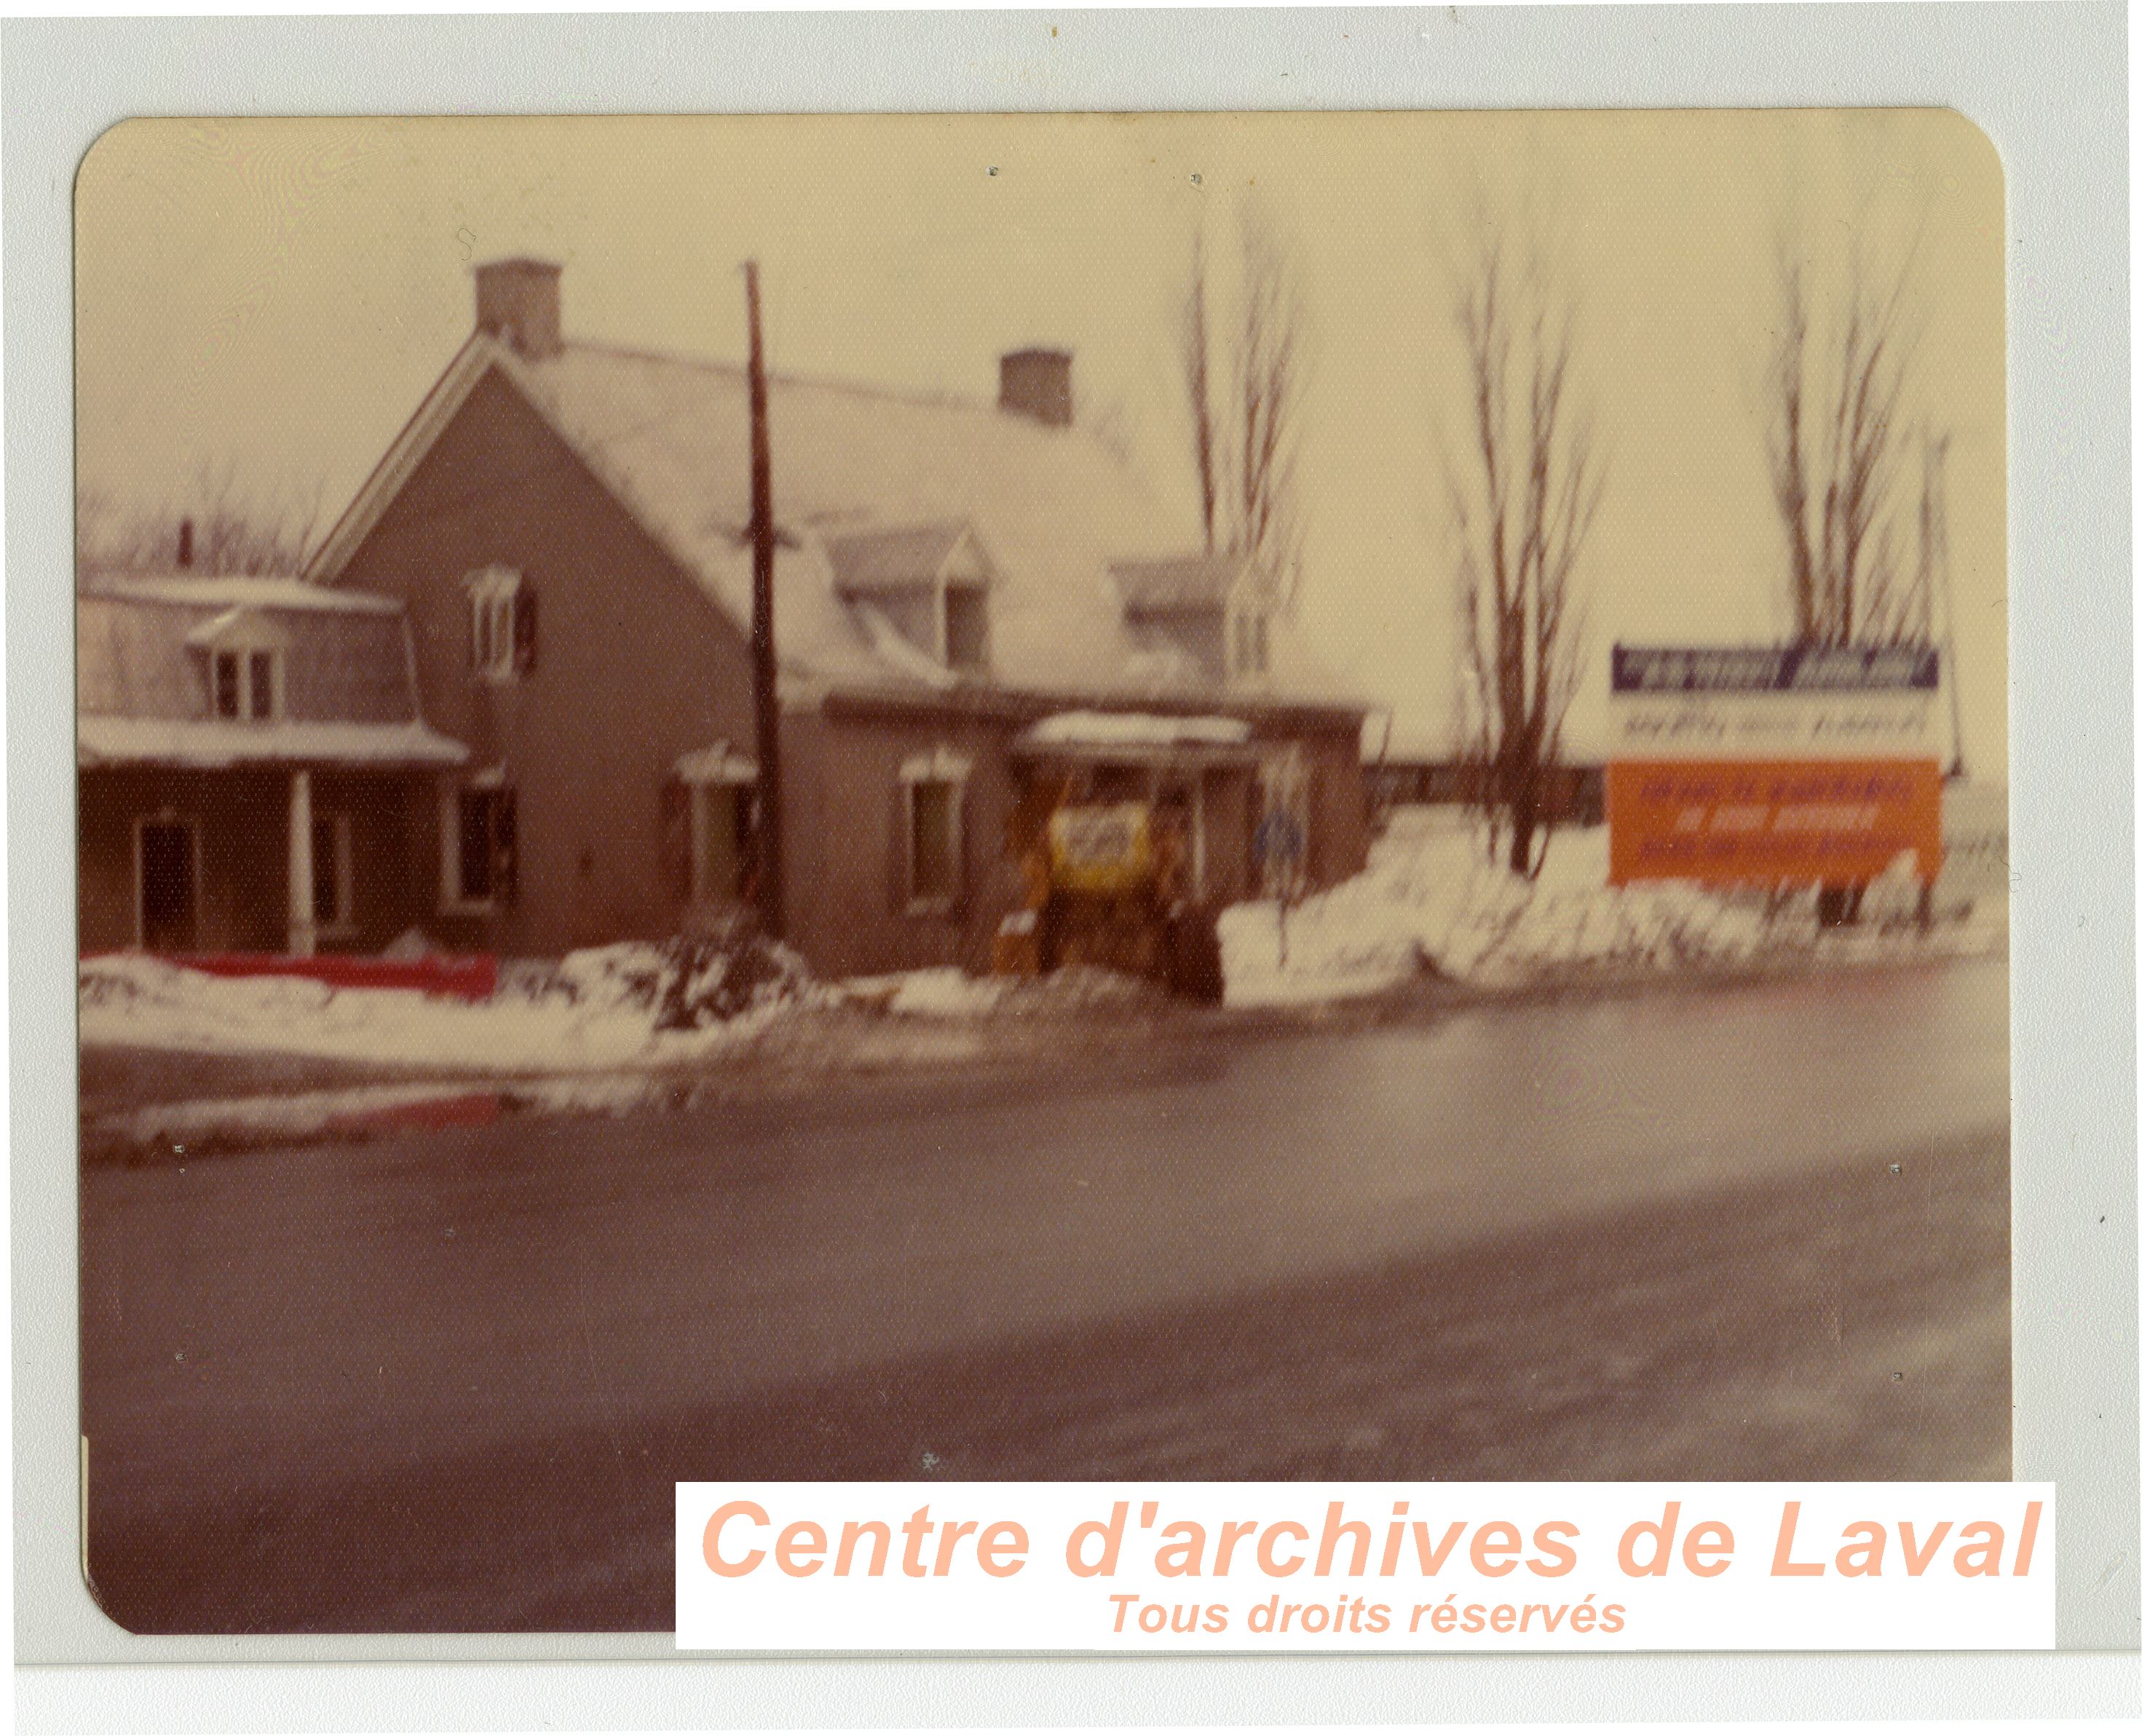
xmin=819 ymin=517 xmax=970 ymax=543
xmin=558 ymin=337 xmax=997 ymax=419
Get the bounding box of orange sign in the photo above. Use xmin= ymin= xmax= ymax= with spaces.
xmin=1608 ymin=758 xmax=1945 ymax=887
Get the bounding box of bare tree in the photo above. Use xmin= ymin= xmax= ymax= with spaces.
xmin=1763 ymin=234 xmax=1934 ymax=647
xmin=78 ymin=458 xmax=325 ymax=583
xmin=1177 ymin=202 xmax=1310 ymax=604
xmin=1443 ymin=221 xmax=1604 ymax=878
xmin=1762 ymin=229 xmax=1948 ymax=925
xmin=1179 ymin=226 xmax=1220 ymax=555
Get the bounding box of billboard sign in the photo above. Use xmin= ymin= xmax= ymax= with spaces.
xmin=1608 ymin=645 xmax=1944 ymax=887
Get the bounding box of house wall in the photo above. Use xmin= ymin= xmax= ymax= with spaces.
xmin=333 ymin=366 xmax=763 ymax=958
xmin=1289 ymin=718 xmax=1370 ymax=889
xmin=789 ymin=708 xmax=1024 ymax=978
xmin=79 ymin=767 xmax=428 ymax=954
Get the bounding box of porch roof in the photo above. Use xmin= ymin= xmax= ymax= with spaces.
xmin=77 ymin=716 xmax=470 ymax=771
xmin=1012 ymin=710 xmax=1261 ymax=766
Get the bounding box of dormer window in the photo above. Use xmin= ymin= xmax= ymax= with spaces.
xmin=1111 ymin=553 xmax=1273 ymax=687
xmin=187 ymin=607 xmax=287 ymax=721
xmin=1229 ymin=607 xmax=1271 ymax=681
xmin=824 ymin=522 xmax=994 ymax=678
xmin=211 ymin=647 xmax=282 ymax=720
xmin=467 ymin=566 xmax=537 ymax=681
xmin=944 ymin=582 xmax=989 ymax=673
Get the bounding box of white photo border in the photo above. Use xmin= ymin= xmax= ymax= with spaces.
xmin=7 ymin=0 xmax=2134 ymax=1722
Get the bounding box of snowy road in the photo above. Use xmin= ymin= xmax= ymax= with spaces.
xmin=81 ymin=956 xmax=2009 ymax=1631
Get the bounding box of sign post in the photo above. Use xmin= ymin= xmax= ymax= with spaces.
xmin=1253 ymin=808 xmax=1306 ymax=964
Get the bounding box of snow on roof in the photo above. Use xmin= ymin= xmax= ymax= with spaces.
xmin=321 ymin=335 xmax=1361 ymax=713
xmin=1109 ymin=554 xmax=1257 ymax=613
xmin=1020 ymin=710 xmax=1254 ymax=750
xmin=78 ymin=716 xmax=469 ymax=770
xmin=84 ymin=574 xmax=404 ymax=614
xmin=674 ymin=742 xmax=757 ymax=783
xmin=851 ymin=603 xmax=960 ymax=689
xmin=822 ymin=522 xmax=975 ymax=592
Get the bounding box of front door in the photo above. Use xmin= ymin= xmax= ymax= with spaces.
xmin=138 ymin=819 xmax=197 ymax=951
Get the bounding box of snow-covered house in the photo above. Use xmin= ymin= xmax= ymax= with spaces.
xmin=76 ymin=576 xmax=467 ymax=954
xmin=303 ymin=258 xmax=1368 ymax=975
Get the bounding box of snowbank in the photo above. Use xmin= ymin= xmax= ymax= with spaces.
xmin=1220 ymin=808 xmax=2005 ymax=1008
xmin=79 ymin=934 xmax=1163 ymax=1074
xmin=79 ymin=936 xmax=817 ymax=1073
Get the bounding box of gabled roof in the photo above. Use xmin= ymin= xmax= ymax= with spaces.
xmin=87 ymin=574 xmax=405 ymax=615
xmin=311 ymin=333 xmax=1362 ymax=713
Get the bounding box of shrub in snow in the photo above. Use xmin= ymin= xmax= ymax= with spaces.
xmin=521 ymin=934 xmax=813 ymax=1031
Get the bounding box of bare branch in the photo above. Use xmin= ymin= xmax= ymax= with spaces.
xmin=1762 ymin=223 xmax=1938 ymax=649
xmin=1442 ymin=211 xmax=1599 ymax=876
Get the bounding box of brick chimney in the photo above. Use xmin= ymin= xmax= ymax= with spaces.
xmin=998 ymin=348 xmax=1073 ymax=428
xmin=475 ymin=257 xmax=564 ymax=360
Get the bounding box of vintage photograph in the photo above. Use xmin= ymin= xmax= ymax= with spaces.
xmin=74 ymin=110 xmax=2007 ymax=1632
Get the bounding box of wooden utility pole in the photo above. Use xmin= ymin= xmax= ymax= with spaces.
xmin=745 ymin=261 xmax=785 ymax=938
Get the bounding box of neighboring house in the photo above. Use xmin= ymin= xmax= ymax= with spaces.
xmin=1362 ymin=721 xmax=1605 ymax=829
xmin=304 ymin=258 xmax=1369 ymax=975
xmin=77 ymin=576 xmax=467 ymax=955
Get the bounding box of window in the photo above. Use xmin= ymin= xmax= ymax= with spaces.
xmin=311 ymin=812 xmax=355 ymax=934
xmin=898 ymin=746 xmax=970 ymax=913
xmin=909 ymin=782 xmax=957 ymax=903
xmin=696 ymin=785 xmax=754 ymax=903
xmin=668 ymin=745 xmax=759 ymax=906
xmin=210 ymin=646 xmax=281 ymax=720
xmin=467 ymin=566 xmax=537 ymax=681
xmin=1229 ymin=609 xmax=1271 ymax=680
xmin=213 ymin=651 xmax=240 ymax=718
xmin=444 ymin=782 xmax=517 ymax=908
xmin=943 ymin=583 xmax=989 ymax=673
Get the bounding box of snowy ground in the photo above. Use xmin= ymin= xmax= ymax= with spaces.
xmin=76 ymin=938 xmax=1162 ymax=1087
xmin=79 ymin=938 xmax=821 ymax=1076
xmin=79 ymin=809 xmax=2006 ymax=1094
xmin=1219 ymin=807 xmax=2007 ymax=1008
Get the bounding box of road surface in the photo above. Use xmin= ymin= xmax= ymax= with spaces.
xmin=81 ymin=957 xmax=2009 ymax=1631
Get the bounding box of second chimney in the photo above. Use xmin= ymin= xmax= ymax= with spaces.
xmin=998 ymin=348 xmax=1073 ymax=428
xmin=475 ymin=257 xmax=564 ymax=361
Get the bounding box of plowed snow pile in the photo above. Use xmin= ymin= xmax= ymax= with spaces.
xmin=79 ymin=936 xmax=818 ymax=1071
xmin=1219 ymin=809 xmax=2004 ymax=1007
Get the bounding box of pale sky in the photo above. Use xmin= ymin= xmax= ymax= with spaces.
xmin=76 ymin=111 xmax=2006 ymax=769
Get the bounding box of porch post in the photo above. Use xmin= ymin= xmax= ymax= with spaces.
xmin=287 ymin=767 xmax=317 ymax=957
xmin=1190 ymin=767 xmax=1209 ymax=903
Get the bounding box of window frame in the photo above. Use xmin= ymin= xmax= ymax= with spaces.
xmin=439 ymin=771 xmax=517 ymax=914
xmin=465 ymin=566 xmax=531 ymax=683
xmin=1227 ymin=603 xmax=1271 ymax=682
xmin=941 ymin=579 xmax=991 ymax=674
xmin=673 ymin=744 xmax=760 ymax=907
xmin=208 ymin=643 xmax=284 ymax=721
xmin=311 ymin=810 xmax=357 ymax=938
xmin=898 ymin=745 xmax=971 ymax=916
xmin=689 ymin=780 xmax=755 ymax=905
